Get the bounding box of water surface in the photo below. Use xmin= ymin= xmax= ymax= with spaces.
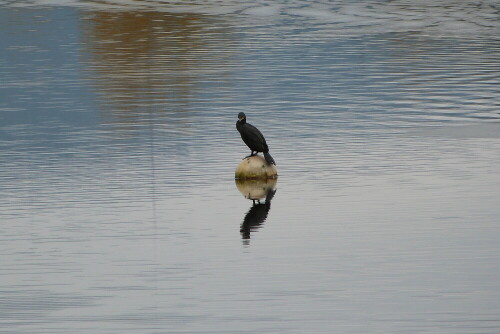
xmin=1 ymin=1 xmax=499 ymax=333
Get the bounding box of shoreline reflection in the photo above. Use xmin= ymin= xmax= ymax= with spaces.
xmin=80 ymin=10 xmax=233 ymax=127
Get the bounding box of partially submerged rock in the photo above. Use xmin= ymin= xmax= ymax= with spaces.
xmin=235 ymin=155 xmax=278 ymax=180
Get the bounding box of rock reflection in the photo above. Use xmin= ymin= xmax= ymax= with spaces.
xmin=236 ymin=179 xmax=277 ymax=243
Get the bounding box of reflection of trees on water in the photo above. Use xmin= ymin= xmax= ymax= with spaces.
xmin=80 ymin=11 xmax=234 ymax=127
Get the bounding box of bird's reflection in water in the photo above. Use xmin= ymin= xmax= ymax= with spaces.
xmin=235 ymin=178 xmax=277 ymax=244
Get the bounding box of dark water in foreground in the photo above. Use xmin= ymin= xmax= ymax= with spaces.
xmin=1 ymin=1 xmax=499 ymax=333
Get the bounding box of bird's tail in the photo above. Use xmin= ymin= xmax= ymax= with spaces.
xmin=264 ymin=152 xmax=276 ymax=165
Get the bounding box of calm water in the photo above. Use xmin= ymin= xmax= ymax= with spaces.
xmin=1 ymin=1 xmax=500 ymax=333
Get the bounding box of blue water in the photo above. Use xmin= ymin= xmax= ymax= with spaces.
xmin=1 ymin=1 xmax=499 ymax=333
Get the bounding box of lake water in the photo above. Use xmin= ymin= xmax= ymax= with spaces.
xmin=1 ymin=1 xmax=499 ymax=333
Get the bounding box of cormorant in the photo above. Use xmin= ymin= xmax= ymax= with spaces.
xmin=236 ymin=112 xmax=276 ymax=165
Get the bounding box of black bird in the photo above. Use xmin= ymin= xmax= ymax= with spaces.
xmin=236 ymin=112 xmax=276 ymax=165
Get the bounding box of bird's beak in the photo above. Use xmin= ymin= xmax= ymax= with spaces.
xmin=238 ymin=116 xmax=244 ymax=120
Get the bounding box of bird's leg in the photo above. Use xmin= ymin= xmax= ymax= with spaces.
xmin=243 ymin=151 xmax=255 ymax=159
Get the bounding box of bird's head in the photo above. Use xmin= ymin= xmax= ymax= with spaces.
xmin=238 ymin=112 xmax=246 ymax=121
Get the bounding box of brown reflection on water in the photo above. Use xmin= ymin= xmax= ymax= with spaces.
xmin=80 ymin=11 xmax=233 ymax=124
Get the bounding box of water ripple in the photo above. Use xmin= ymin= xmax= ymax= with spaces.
xmin=1 ymin=2 xmax=499 ymax=333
